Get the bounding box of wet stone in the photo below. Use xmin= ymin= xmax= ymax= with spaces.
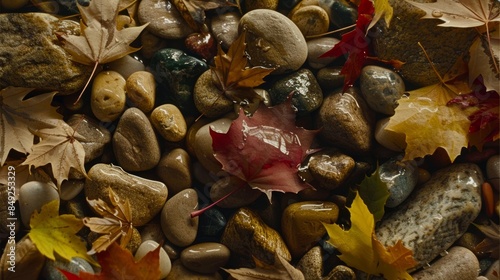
xmin=180 ymin=242 xmax=230 ymax=274
xmin=138 ymin=0 xmax=194 ymax=39
xmin=316 ymin=66 xmax=345 ymax=90
xmin=135 ymin=240 xmax=172 ymax=279
xmin=360 ymin=65 xmax=405 ymax=115
xmin=210 ymin=176 xmax=262 ymax=209
xmin=379 ymin=156 xmax=419 ymax=208
xmin=161 ymin=189 xmax=199 ymax=247
xmin=59 ymin=180 xmax=84 ymax=201
xmin=107 ymin=55 xmax=146 ymax=80
xmin=42 ymin=257 xmax=94 ymax=280
xmin=197 ymin=208 xmax=227 ymax=242
xmin=269 ymin=68 xmax=323 ymax=114
xmin=193 ymin=70 xmax=233 ymax=118
xmin=185 ymin=31 xmax=217 ymax=61
xmin=150 ymin=104 xmax=187 ymax=142
xmin=210 ymin=12 xmax=240 ymax=50
xmin=90 ymin=71 xmax=127 ymax=122
xmin=308 ymin=149 xmax=355 ymax=190
xmin=193 ymin=118 xmax=231 ymax=173
xmin=19 ymin=181 xmax=59 ymax=228
xmin=376 ymin=163 xmax=483 ymax=268
xmin=113 ymin=107 xmax=161 ymax=171
xmin=166 ymin=260 xmax=223 ymax=280
xmin=322 ymin=0 xmax=358 ymax=28
xmin=156 ymin=148 xmax=192 ymax=196
xmin=296 ymin=246 xmax=324 ymax=280
xmin=306 ymin=37 xmax=339 ymax=69
xmin=125 ymin=70 xmax=156 ymax=113
xmin=289 ymin=4 xmax=330 ymax=37
xmin=67 ymin=114 xmax=111 ymax=163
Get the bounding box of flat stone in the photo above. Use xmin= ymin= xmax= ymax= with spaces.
xmin=376 ymin=163 xmax=483 ymax=267
xmin=156 ymin=148 xmax=192 ymax=196
xmin=59 ymin=179 xmax=84 ymax=201
xmin=316 ymin=66 xmax=345 ymax=90
xmin=180 ymin=242 xmax=230 ymax=274
xmin=113 ymin=107 xmax=161 ymax=172
xmin=135 ymin=240 xmax=171 ymax=279
xmin=138 ymin=0 xmax=194 ymax=39
xmin=359 ymin=65 xmax=405 ymax=115
xmin=150 ymin=104 xmax=187 ymax=142
xmin=90 ymin=71 xmax=127 ymax=122
xmin=84 ymin=163 xmax=168 ymax=226
xmin=308 ymin=149 xmax=355 ymax=190
xmin=0 ymin=13 xmax=92 ymax=94
xmin=126 ymin=70 xmax=156 ymax=113
xmin=19 ymin=181 xmax=59 ymax=228
xmin=161 ymin=189 xmax=199 ymax=247
xmin=66 ymin=114 xmax=111 ymax=163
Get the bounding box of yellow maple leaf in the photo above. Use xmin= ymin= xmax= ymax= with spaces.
xmin=323 ymin=193 xmax=417 ymax=279
xmin=28 ymin=200 xmax=98 ymax=266
xmin=368 ymin=0 xmax=394 ymax=31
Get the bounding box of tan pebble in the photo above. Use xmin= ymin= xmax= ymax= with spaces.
xmin=150 ymin=104 xmax=187 ymax=142
xmin=418 ymin=168 xmax=431 ymax=184
xmin=180 ymin=242 xmax=230 ymax=274
xmin=156 ymin=148 xmax=192 ymax=195
xmin=185 ymin=118 xmax=210 ymax=157
xmin=126 ymin=71 xmax=156 ymax=113
xmin=296 ymin=246 xmax=323 ymax=279
xmin=161 ymin=189 xmax=199 ymax=247
xmin=245 ymin=0 xmax=278 ymax=11
xmin=166 ymin=260 xmax=223 ymax=280
xmin=135 ymin=240 xmax=171 ymax=279
xmin=290 ymin=5 xmax=330 ymax=37
xmin=193 ymin=70 xmax=233 ymax=118
xmin=194 ymin=118 xmax=232 ymax=173
xmin=91 ymin=71 xmax=126 ymax=122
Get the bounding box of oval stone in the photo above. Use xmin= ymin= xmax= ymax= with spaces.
xmin=19 ymin=181 xmax=59 ymax=228
xmin=85 ymin=163 xmax=168 ymax=226
xmin=308 ymin=149 xmax=355 ymax=190
xmin=135 ymin=240 xmax=171 ymax=279
xmin=90 ymin=71 xmax=126 ymax=122
xmin=126 ymin=70 xmax=156 ymax=113
xmin=239 ymin=9 xmax=307 ymax=74
xmin=161 ymin=189 xmax=199 ymax=247
xmin=359 ymin=65 xmax=405 ymax=115
xmin=156 ymin=148 xmax=192 ymax=196
xmin=113 ymin=107 xmax=161 ymax=171
xmin=487 ymin=155 xmax=500 ymax=191
xmin=66 ymin=114 xmax=111 ymax=163
xmin=282 ymin=201 xmax=339 ymax=258
xmin=180 ymin=242 xmax=230 ymax=274
xmin=150 ymin=104 xmax=187 ymax=142
xmin=379 ymin=156 xmax=419 ymax=208
xmin=193 ymin=70 xmax=233 ymax=118
xmin=306 ymin=37 xmax=339 ymax=69
xmin=290 ymin=5 xmax=330 ymax=37
xmin=210 ymin=12 xmax=240 ymax=50
xmin=138 ymin=0 xmax=194 ymax=39
xmin=376 ymin=163 xmax=483 ymax=267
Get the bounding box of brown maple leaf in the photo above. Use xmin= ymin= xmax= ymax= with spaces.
xmin=22 ymin=120 xmax=87 ymax=187
xmin=59 ymin=0 xmax=148 ymax=101
xmin=172 ymin=0 xmax=236 ymax=31
xmin=0 ymin=87 xmax=61 ymax=166
xmin=84 ymin=188 xmax=134 ymax=254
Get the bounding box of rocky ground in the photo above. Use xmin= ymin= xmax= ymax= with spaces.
xmin=0 ymin=0 xmax=499 ymax=279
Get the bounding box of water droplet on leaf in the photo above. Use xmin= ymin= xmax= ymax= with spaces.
xmin=432 ymin=10 xmax=443 ymax=17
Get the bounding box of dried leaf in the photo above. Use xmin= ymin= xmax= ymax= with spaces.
xmin=28 ymin=200 xmax=98 ymax=266
xmin=323 ymin=192 xmax=417 ymax=279
xmin=0 ymin=87 xmax=61 ymax=166
xmin=210 ymin=98 xmax=317 ymax=200
xmin=22 ymin=121 xmax=87 ymax=187
xmin=60 ymin=242 xmax=161 ymax=280
xmin=172 ymin=0 xmax=236 ymax=30
xmin=469 ymin=32 xmax=500 ymax=93
xmin=474 ymin=221 xmax=500 ymax=258
xmin=223 ymin=254 xmax=305 ymax=280
xmin=357 ymin=165 xmax=390 ymax=222
xmin=84 ymin=188 xmax=134 ymax=254
xmin=368 ymin=0 xmax=394 ymax=31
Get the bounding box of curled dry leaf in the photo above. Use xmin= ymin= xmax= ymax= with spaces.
xmin=84 ymin=188 xmax=134 ymax=254
xmin=172 ymin=0 xmax=236 ymax=31
xmin=223 ymin=254 xmax=305 ymax=280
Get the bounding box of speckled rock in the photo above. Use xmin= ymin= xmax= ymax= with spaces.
xmin=156 ymin=148 xmax=192 ymax=196
xmin=90 ymin=71 xmax=127 ymax=122
xmin=316 ymin=66 xmax=345 ymax=90
xmin=359 ymin=65 xmax=405 ymax=115
xmin=135 ymin=240 xmax=171 ymax=279
xmin=126 ymin=71 xmax=156 ymax=113
xmin=239 ymin=9 xmax=307 ymax=74
xmin=370 ymin=0 xmax=476 ymax=87
xmin=166 ymin=260 xmax=223 ymax=280
xmin=138 ymin=0 xmax=194 ymax=39
xmin=42 ymin=257 xmax=94 ymax=280
xmin=282 ymin=201 xmax=339 ymax=258
xmin=210 ymin=12 xmax=240 ymax=50
xmin=306 ymin=37 xmax=339 ymax=69
xmin=0 ymin=13 xmax=92 ymax=93
xmin=161 ymin=189 xmax=199 ymax=247
xmin=486 ymin=155 xmax=500 ymax=191
xmin=308 ymin=149 xmax=355 ymax=190
xmin=289 ymin=3 xmax=330 ymax=36
xmin=85 ymin=163 xmax=168 ymax=226
xmin=296 ymin=246 xmax=324 ymax=280
xmin=379 ymin=156 xmax=419 ymax=208
xmin=150 ymin=104 xmax=187 ymax=142
xmin=317 ymin=87 xmax=375 ymax=154
xmin=19 ymin=181 xmax=59 ymax=228
xmin=66 ymin=114 xmax=111 ymax=163
xmin=327 ymin=265 xmax=357 ymax=280
xmin=269 ymin=68 xmax=323 ymax=114
xmin=411 ymin=246 xmax=479 ymax=280
xmin=180 ymin=242 xmax=230 ymax=274
xmin=221 ymin=207 xmax=291 ymax=266
xmin=193 ymin=70 xmax=233 ymax=118
xmin=376 ymin=163 xmax=483 ymax=267
xmin=113 ymin=107 xmax=161 ymax=171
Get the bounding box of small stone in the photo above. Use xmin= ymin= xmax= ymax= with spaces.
xmin=107 ymin=55 xmax=146 ymax=80
xmin=456 ymin=232 xmax=483 ymax=255
xmin=156 ymin=148 xmax=192 ymax=196
xmin=0 ymin=236 xmax=45 ymax=279
xmin=210 ymin=12 xmax=240 ymax=50
xmin=150 ymin=104 xmax=187 ymax=142
xmin=90 ymin=71 xmax=127 ymax=122
xmin=411 ymin=247 xmax=479 ymax=280
xmin=486 ymin=155 xmax=500 ymax=191
xmin=138 ymin=0 xmax=194 ymax=39
xmin=379 ymin=156 xmax=419 ymax=208
xmin=166 ymin=260 xmax=223 ymax=280
xmin=306 ymin=37 xmax=339 ymax=69
xmin=197 ymin=208 xmax=227 ymax=242
xmin=180 ymin=242 xmax=230 ymax=274
xmin=125 ymin=71 xmax=156 ymax=113
xmin=327 ymin=265 xmax=356 ymax=280
xmin=282 ymin=201 xmax=339 ymax=258
xmin=66 ymin=114 xmax=111 ymax=163
xmin=113 ymin=107 xmax=161 ymax=171
xmin=376 ymin=163 xmax=483 ymax=267
xmin=289 ymin=4 xmax=330 ymax=37
xmin=269 ymin=68 xmax=323 ymax=114
xmin=308 ymin=149 xmax=355 ymax=190
xmin=317 ymin=87 xmax=375 ymax=154
xmin=19 ymin=181 xmax=59 ymax=228
xmin=135 ymin=240 xmax=171 ymax=279
xmin=42 ymin=257 xmax=94 ymax=280
xmin=85 ymin=163 xmax=168 ymax=226
xmin=210 ymin=176 xmax=262 ymax=209
xmin=316 ymin=66 xmax=345 ymax=90
xmin=321 ymin=0 xmax=357 ymax=28
xmin=0 ymin=13 xmax=92 ymax=93
xmin=185 ymin=31 xmax=217 ymax=61
xmin=161 ymin=189 xmax=199 ymax=247
xmin=239 ymin=9 xmax=307 ymax=75
xmin=194 ymin=118 xmax=232 ymax=173
xmin=244 ymin=0 xmax=278 ymax=11
xmin=221 ymin=207 xmax=291 ymax=266
xmin=360 ymin=65 xmax=405 ymax=115
xmin=296 ymin=246 xmax=323 ymax=280
xmin=193 ymin=70 xmax=233 ymax=118
xmin=59 ymin=180 xmax=84 ymax=201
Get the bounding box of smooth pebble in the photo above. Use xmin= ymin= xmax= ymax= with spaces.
xmin=135 ymin=240 xmax=172 ymax=279
xmin=486 ymin=155 xmax=500 ymax=191
xmin=306 ymin=37 xmax=339 ymax=69
xmin=156 ymin=148 xmax=192 ymax=195
xmin=379 ymin=155 xmax=419 ymax=208
xmin=180 ymin=242 xmax=230 ymax=274
xmin=161 ymin=189 xmax=199 ymax=247
xmin=90 ymin=71 xmax=126 ymax=122
xmin=150 ymin=104 xmax=187 ymax=142
xmin=210 ymin=12 xmax=240 ymax=50
xmin=107 ymin=55 xmax=145 ymax=80
xmin=19 ymin=181 xmax=59 ymax=228
xmin=289 ymin=4 xmax=330 ymax=36
xmin=307 ymin=149 xmax=355 ymax=190
xmin=359 ymin=65 xmax=405 ymax=115
xmin=138 ymin=0 xmax=194 ymax=39
xmin=125 ymin=70 xmax=156 ymax=113
xmin=66 ymin=114 xmax=111 ymax=163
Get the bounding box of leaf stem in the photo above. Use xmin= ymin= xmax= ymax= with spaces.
xmin=75 ymin=61 xmax=99 ymax=105
xmin=418 ymin=42 xmax=444 ymax=83
xmin=190 ymin=182 xmax=246 ymax=218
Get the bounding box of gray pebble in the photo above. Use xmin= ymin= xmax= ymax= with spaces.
xmin=161 ymin=189 xmax=199 ymax=247
xmin=19 ymin=181 xmax=59 ymax=228
xmin=379 ymin=155 xmax=419 ymax=208
xmin=360 ymin=65 xmax=405 ymax=115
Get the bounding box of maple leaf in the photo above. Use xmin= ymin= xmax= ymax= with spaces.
xmin=469 ymin=30 xmax=500 ymax=93
xmin=59 ymin=0 xmax=148 ymax=100
xmin=323 ymin=192 xmax=417 ymax=279
xmin=0 ymin=87 xmax=61 ymax=166
xmin=223 ymin=254 xmax=305 ymax=280
xmin=84 ymin=188 xmax=134 ymax=254
xmin=383 ymin=47 xmax=473 ymax=162
xmin=210 ymin=98 xmax=317 ymax=201
xmin=172 ymin=0 xmax=236 ymax=31
xmin=61 ymin=242 xmax=161 ymax=280
xmin=474 ymin=221 xmax=500 ymax=259
xmin=356 ymin=165 xmax=390 ymax=222
xmin=28 ymin=199 xmax=98 ymax=266
xmin=367 ymin=0 xmax=394 ymax=31
xmin=22 ymin=120 xmax=87 ymax=187
xmin=211 ymin=29 xmax=275 ymax=106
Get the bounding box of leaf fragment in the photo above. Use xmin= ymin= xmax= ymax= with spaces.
xmin=357 ymin=165 xmax=390 ymax=222
xmin=223 ymin=254 xmax=305 ymax=280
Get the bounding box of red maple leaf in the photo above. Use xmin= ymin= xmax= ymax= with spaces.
xmin=210 ymin=98 xmax=317 ymax=200
xmin=60 ymin=242 xmax=161 ymax=280
xmin=320 ymin=0 xmax=374 ymax=92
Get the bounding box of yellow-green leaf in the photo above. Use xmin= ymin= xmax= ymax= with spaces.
xmin=357 ymin=165 xmax=390 ymax=222
xmin=368 ymin=0 xmax=393 ymax=31
xmin=28 ymin=200 xmax=98 ymax=266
